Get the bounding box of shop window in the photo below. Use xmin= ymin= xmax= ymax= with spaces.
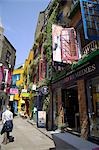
xmin=6 ymin=50 xmax=11 ymax=63
xmin=87 ymin=76 xmax=99 ymax=139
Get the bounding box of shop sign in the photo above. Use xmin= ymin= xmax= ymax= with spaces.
xmin=21 ymin=92 xmax=30 ymax=98
xmin=10 ymin=95 xmax=14 ymax=101
xmin=0 ymin=67 xmax=3 ymax=83
xmin=32 ymin=84 xmax=36 ymax=91
xmin=52 ymin=24 xmax=62 ymax=62
xmin=37 ymin=111 xmax=46 ymax=128
xmin=61 ymin=28 xmax=78 ymax=63
xmin=21 ymin=89 xmax=27 ymax=93
xmin=65 ymin=63 xmax=96 ymax=83
xmin=10 ymin=88 xmax=18 ymax=94
xmin=41 ymin=86 xmax=49 ymax=95
xmin=52 ymin=24 xmax=78 ymax=64
xmin=74 ymin=64 xmax=96 ymax=78
xmin=80 ymin=0 xmax=99 ymax=40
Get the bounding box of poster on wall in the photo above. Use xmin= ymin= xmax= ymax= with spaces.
xmin=37 ymin=111 xmax=46 ymax=128
xmin=52 ymin=24 xmax=78 ymax=64
xmin=80 ymin=0 xmax=99 ymax=40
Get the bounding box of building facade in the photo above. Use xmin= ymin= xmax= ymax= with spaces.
xmin=48 ymin=0 xmax=99 ymax=144
xmin=0 ymin=20 xmax=16 ymax=116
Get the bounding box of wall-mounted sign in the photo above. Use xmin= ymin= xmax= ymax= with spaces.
xmin=80 ymin=0 xmax=99 ymax=40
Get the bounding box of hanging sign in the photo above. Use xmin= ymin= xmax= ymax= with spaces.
xmin=41 ymin=86 xmax=49 ymax=95
xmin=52 ymin=24 xmax=78 ymax=64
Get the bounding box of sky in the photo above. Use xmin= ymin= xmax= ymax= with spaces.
xmin=0 ymin=0 xmax=51 ymax=68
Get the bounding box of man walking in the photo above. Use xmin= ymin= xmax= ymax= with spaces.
xmin=1 ymin=105 xmax=13 ymax=144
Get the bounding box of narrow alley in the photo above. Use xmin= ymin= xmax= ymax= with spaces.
xmin=0 ymin=117 xmax=55 ymax=150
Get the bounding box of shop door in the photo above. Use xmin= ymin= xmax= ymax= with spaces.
xmin=62 ymin=87 xmax=80 ymax=132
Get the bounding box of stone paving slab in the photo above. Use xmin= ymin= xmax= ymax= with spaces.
xmin=52 ymin=133 xmax=99 ymax=150
xmin=27 ymin=119 xmax=99 ymax=150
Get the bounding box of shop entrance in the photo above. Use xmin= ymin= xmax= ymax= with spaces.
xmin=62 ymin=86 xmax=80 ymax=132
xmin=87 ymin=76 xmax=99 ymax=141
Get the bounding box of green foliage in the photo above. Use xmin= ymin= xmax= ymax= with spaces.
xmin=42 ymin=94 xmax=50 ymax=112
xmin=37 ymin=78 xmax=50 ymax=88
xmin=44 ymin=3 xmax=58 ymax=63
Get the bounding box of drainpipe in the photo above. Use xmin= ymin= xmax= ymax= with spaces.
xmin=51 ymin=88 xmax=54 ymax=130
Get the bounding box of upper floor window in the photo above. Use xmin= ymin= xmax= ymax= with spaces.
xmin=12 ymin=74 xmax=20 ymax=86
xmin=6 ymin=50 xmax=11 ymax=63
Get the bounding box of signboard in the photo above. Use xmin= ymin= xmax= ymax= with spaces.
xmin=52 ymin=24 xmax=78 ymax=64
xmin=10 ymin=95 xmax=14 ymax=101
xmin=10 ymin=88 xmax=18 ymax=94
xmin=37 ymin=111 xmax=46 ymax=128
xmin=80 ymin=0 xmax=99 ymax=40
xmin=21 ymin=89 xmax=27 ymax=93
xmin=61 ymin=28 xmax=78 ymax=63
xmin=52 ymin=24 xmax=62 ymax=62
xmin=21 ymin=92 xmax=30 ymax=98
xmin=41 ymin=86 xmax=49 ymax=95
xmin=32 ymin=84 xmax=36 ymax=91
xmin=0 ymin=66 xmax=4 ymax=84
xmin=7 ymin=70 xmax=12 ymax=85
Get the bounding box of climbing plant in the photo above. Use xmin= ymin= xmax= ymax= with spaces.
xmin=44 ymin=4 xmax=59 ymax=63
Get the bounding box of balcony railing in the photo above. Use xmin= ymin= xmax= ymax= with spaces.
xmin=83 ymin=41 xmax=99 ymax=55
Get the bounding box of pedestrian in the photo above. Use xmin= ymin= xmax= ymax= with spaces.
xmin=1 ymin=105 xmax=13 ymax=144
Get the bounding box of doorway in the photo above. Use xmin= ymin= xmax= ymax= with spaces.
xmin=62 ymin=86 xmax=80 ymax=132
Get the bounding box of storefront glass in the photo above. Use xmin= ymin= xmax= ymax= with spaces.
xmin=87 ymin=76 xmax=99 ymax=138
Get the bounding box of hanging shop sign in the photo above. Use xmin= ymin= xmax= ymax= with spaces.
xmin=10 ymin=95 xmax=14 ymax=101
xmin=41 ymin=86 xmax=49 ymax=95
xmin=0 ymin=65 xmax=4 ymax=84
xmin=80 ymin=0 xmax=99 ymax=40
xmin=52 ymin=24 xmax=62 ymax=62
xmin=10 ymin=88 xmax=18 ymax=94
xmin=52 ymin=24 xmax=78 ymax=64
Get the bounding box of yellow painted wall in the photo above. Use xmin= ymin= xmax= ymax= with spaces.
xmin=13 ymin=66 xmax=24 ymax=112
xmin=13 ymin=49 xmax=34 ymax=114
xmin=23 ymin=49 xmax=34 ymax=87
xmin=13 ymin=66 xmax=24 ymax=87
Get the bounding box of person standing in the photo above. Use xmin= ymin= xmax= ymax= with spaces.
xmin=1 ymin=105 xmax=13 ymax=144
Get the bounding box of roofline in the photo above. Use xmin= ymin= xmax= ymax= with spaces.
xmin=4 ymin=36 xmax=16 ymax=52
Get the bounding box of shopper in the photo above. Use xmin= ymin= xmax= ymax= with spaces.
xmin=1 ymin=105 xmax=13 ymax=144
